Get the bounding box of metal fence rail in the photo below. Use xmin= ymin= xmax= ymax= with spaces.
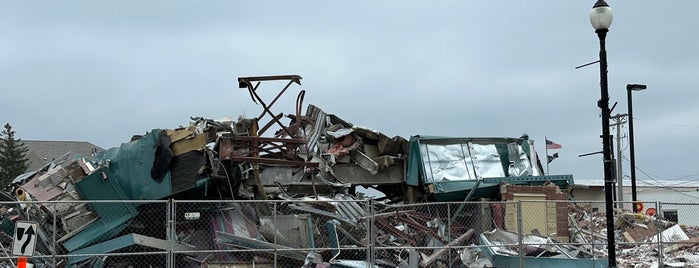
xmin=0 ymin=199 xmax=696 ymax=267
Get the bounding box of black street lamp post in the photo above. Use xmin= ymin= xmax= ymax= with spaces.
xmin=627 ymin=83 xmax=647 ymax=212
xmin=589 ymin=1 xmax=616 ymax=267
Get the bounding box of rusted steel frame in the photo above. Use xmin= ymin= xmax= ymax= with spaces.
xmin=230 ymin=156 xmax=319 ymax=167
xmin=406 ymin=209 xmax=469 ymax=234
xmin=232 ymin=136 xmax=307 ymax=144
xmin=260 ymin=143 xmax=298 ymax=156
xmin=256 ymin=79 xmax=296 ymax=119
xmin=399 ymin=213 xmax=449 ymax=245
xmin=249 ymin=119 xmax=267 ymax=200
xmin=252 ymin=88 xmax=293 ymax=137
xmin=419 ymin=229 xmax=475 ymax=267
xmin=237 ymin=75 xmax=302 ymax=107
xmin=234 ymin=136 xmax=305 ymax=159
xmin=258 ymin=112 xmax=284 ymax=136
xmin=401 ymin=210 xmax=434 ymax=221
xmin=357 ymin=210 xmax=416 ymax=223
xmin=230 ymin=142 xmax=298 ymax=161
xmin=245 ymin=81 xmax=261 ymax=104
xmin=295 ymin=90 xmax=305 ymax=136
xmin=233 ymin=146 xmax=287 ymax=160
xmin=374 ymin=217 xmax=417 ymax=246
xmin=275 ymin=124 xmax=299 ymax=138
xmin=274 ymin=116 xmax=316 ymax=138
xmin=238 ymin=76 xmax=299 ymax=137
xmin=238 ymin=75 xmax=302 ymax=87
xmin=249 ymin=79 xmax=295 ymax=137
xmin=410 ymin=210 xmax=470 ymax=239
xmin=403 ymin=210 xmax=466 ymax=233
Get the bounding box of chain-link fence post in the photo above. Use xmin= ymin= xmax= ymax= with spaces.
xmin=517 ymin=200 xmax=523 ymax=268
xmin=367 ymin=198 xmax=375 ymax=266
xmin=656 ymin=201 xmax=663 ymax=267
xmin=273 ymin=201 xmax=278 ymax=268
xmin=447 ymin=202 xmax=453 ymax=266
xmin=166 ymin=199 xmax=174 ymax=268
xmin=51 ymin=202 xmax=57 ymax=267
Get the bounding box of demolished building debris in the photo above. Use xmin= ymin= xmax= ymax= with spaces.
xmin=1 ymin=75 xmax=697 ymax=267
xmin=479 ymin=228 xmax=607 ymax=268
xmin=570 ymin=203 xmax=699 ymax=267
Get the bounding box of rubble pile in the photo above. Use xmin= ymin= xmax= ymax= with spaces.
xmin=3 ymin=76 xmax=697 ymax=268
xmin=570 ymin=204 xmax=699 ymax=267
xmin=0 ymin=76 xmax=469 ymax=267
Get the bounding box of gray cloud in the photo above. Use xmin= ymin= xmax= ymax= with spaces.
xmin=2 ymin=1 xmax=698 ymax=182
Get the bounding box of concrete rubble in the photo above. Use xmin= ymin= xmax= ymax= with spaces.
xmin=0 ymin=75 xmax=696 ymax=267
xmin=570 ymin=204 xmax=699 ymax=267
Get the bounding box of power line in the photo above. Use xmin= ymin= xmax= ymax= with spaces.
xmin=620 ymin=154 xmax=699 ymax=181
xmin=635 ymin=119 xmax=699 ymax=129
xmin=620 ymin=157 xmax=699 ymax=200
xmin=636 ymin=179 xmax=699 ymax=201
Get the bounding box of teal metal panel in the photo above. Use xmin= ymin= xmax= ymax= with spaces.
xmin=62 ymin=218 xmax=130 ymax=253
xmin=430 ymin=175 xmax=574 ymax=201
xmin=67 ymin=234 xmax=138 ymax=264
xmin=482 ymin=174 xmax=574 ymax=186
xmin=75 ymin=167 xmax=133 ymax=201
xmin=405 ymin=136 xmax=423 ymax=186
xmin=64 ymin=167 xmax=139 ymax=251
xmin=0 ymin=215 xmax=13 ymax=236
xmin=326 ymin=220 xmax=340 ymax=259
xmin=93 ymin=129 xmax=172 ymax=200
xmin=429 ymin=180 xmax=499 ymax=201
xmin=68 ymin=233 xmax=196 ymax=265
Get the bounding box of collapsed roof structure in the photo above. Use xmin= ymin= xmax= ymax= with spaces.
xmin=12 ymin=75 xmax=688 ymax=267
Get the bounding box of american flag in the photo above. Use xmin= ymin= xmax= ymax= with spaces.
xmin=546 ymin=139 xmax=562 ymax=149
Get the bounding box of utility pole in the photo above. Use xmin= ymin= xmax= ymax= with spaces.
xmin=610 ymin=113 xmax=627 ymax=206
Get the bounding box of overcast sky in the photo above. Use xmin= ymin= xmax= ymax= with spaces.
xmin=2 ymin=1 xmax=699 ymax=184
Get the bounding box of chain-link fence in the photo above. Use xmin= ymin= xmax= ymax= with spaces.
xmin=1 ymin=199 xmax=698 ymax=267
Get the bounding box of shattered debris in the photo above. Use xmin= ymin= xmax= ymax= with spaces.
xmin=1 ymin=75 xmax=696 ymax=267
xmin=569 ymin=203 xmax=699 ymax=267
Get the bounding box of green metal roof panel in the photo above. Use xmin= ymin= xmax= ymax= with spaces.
xmin=93 ymin=129 xmax=172 ymax=200
xmin=406 ymin=136 xmax=423 ymax=186
xmin=62 ymin=214 xmax=131 ymax=252
xmin=430 ymin=175 xmax=574 ymax=201
xmin=65 ymin=167 xmax=139 ymax=251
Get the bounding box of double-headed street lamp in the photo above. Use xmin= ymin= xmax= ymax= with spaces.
xmin=589 ymin=0 xmax=616 ymax=267
xmin=627 ymin=83 xmax=647 ymax=213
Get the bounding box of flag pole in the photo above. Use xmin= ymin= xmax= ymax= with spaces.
xmin=545 ymin=136 xmax=550 ymax=175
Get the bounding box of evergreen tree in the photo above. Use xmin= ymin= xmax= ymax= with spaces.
xmin=0 ymin=123 xmax=29 ymax=186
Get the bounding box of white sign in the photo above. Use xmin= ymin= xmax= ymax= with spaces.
xmin=12 ymin=221 xmax=38 ymax=256
xmin=184 ymin=212 xmax=200 ymax=220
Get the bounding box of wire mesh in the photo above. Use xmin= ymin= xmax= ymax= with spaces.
xmin=0 ymin=199 xmax=697 ymax=267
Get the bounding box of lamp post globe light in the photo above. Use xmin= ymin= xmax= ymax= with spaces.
xmin=590 ymin=1 xmax=616 ymax=267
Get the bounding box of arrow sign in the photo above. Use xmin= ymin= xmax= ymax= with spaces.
xmin=21 ymin=225 xmax=35 ymax=255
xmin=12 ymin=221 xmax=38 ymax=256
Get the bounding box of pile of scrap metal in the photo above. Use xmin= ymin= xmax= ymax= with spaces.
xmin=368 ymin=205 xmax=479 ymax=268
xmin=569 ymin=204 xmax=699 ymax=267
xmin=0 ymin=113 xmax=388 ymax=267
xmin=0 ymin=75 xmax=582 ymax=267
xmin=476 ymin=228 xmax=607 ymax=268
xmin=0 ymin=75 xmax=414 ymax=267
